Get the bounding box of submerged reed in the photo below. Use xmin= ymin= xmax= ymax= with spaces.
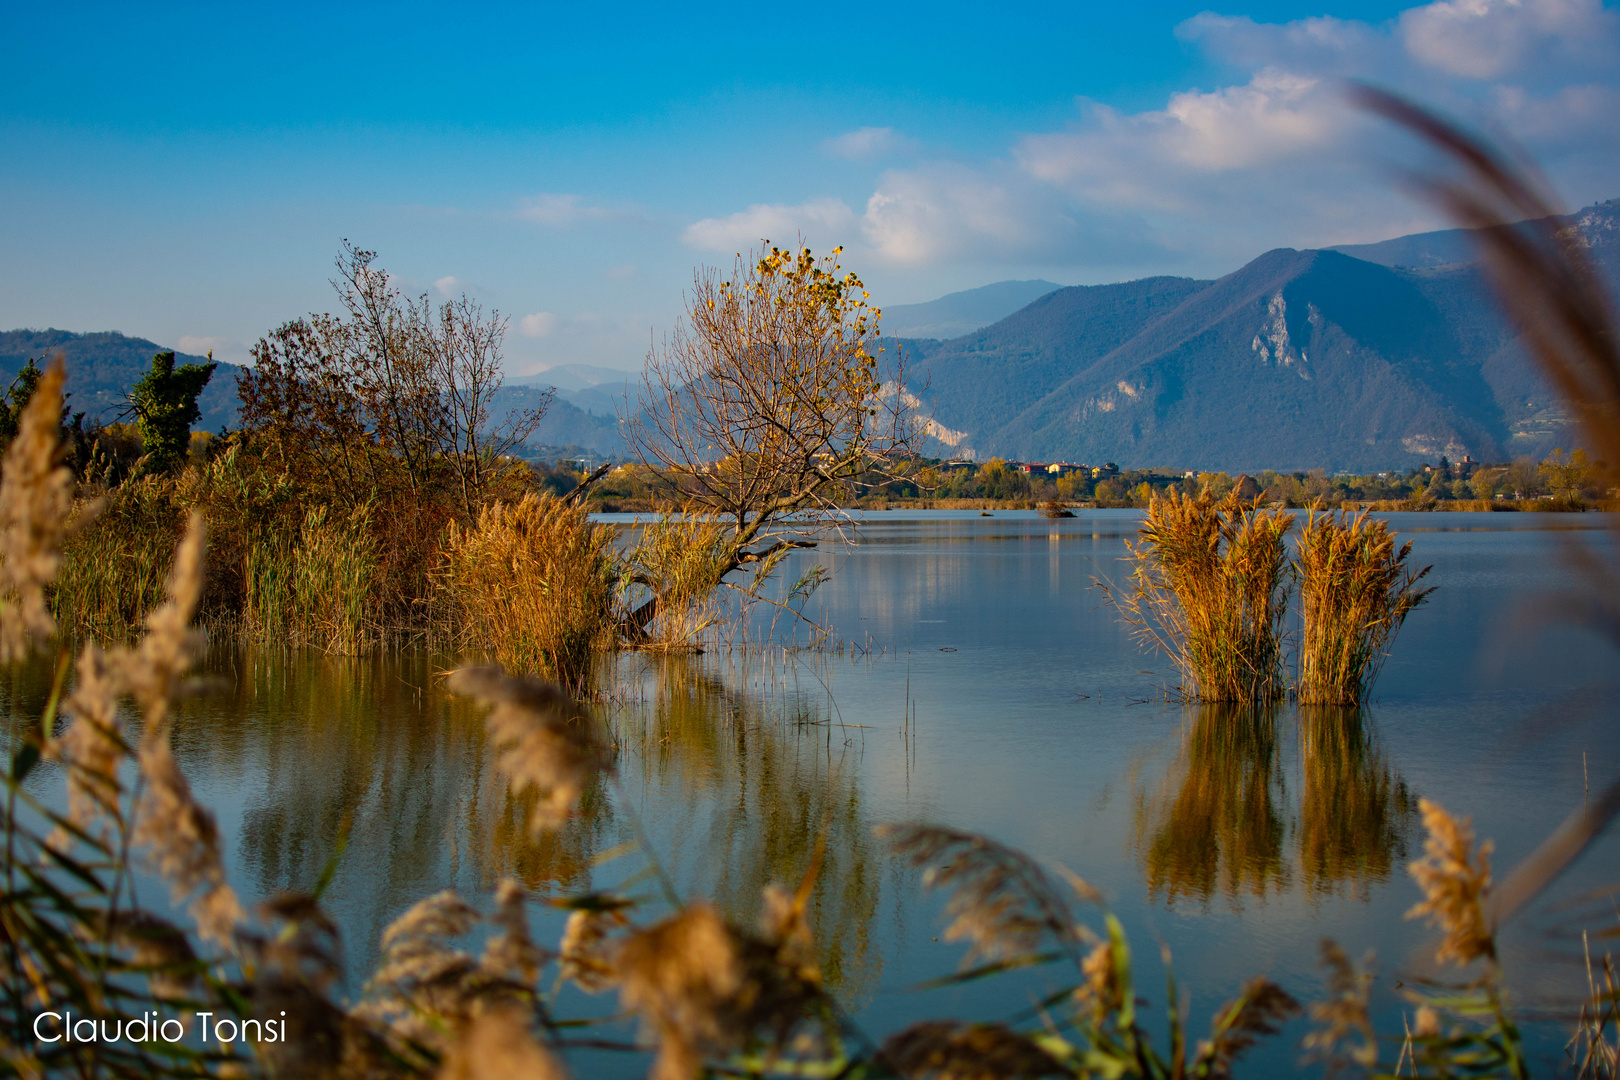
xmin=1106 ymin=488 xmax=1294 ymax=702
xmin=1296 ymin=508 xmax=1433 ymax=705
xmin=442 ymin=492 xmax=619 ymax=688
xmin=624 ymin=512 xmax=733 ymax=649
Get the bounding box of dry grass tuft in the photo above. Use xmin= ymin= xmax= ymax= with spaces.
xmin=880 ymin=823 xmax=1086 ymax=965
xmin=437 ymin=1004 xmax=570 ymax=1080
xmin=442 ymin=492 xmax=619 ymax=688
xmin=1406 ymin=797 xmax=1496 ymax=967
xmin=446 ymin=665 xmax=611 ymax=837
xmin=134 ymin=735 xmax=245 ymax=950
xmin=1105 ymin=488 xmax=1293 ymax=702
xmin=362 ymin=890 xmax=482 ymax=1044
xmin=50 ymin=642 xmax=129 ymax=833
xmin=244 ymin=502 xmax=379 ymax=653
xmin=615 ymin=901 xmax=824 ymax=1080
xmin=106 ymin=911 xmax=200 ymax=1001
xmin=559 ymin=907 xmax=626 ymax=994
xmin=482 ymin=879 xmax=544 ymax=986
xmin=0 ymin=356 xmax=84 ymax=661
xmin=1296 ymin=507 xmax=1433 ymax=705
xmin=875 ymin=1020 xmax=1066 ymax=1079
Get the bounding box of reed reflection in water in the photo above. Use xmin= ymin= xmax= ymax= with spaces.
xmin=164 ymin=646 xmax=889 ymax=1005
xmin=1135 ymin=702 xmax=1416 ymax=907
xmin=608 ymin=653 xmax=888 ymax=1009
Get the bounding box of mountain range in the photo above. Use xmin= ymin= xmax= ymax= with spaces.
xmin=899 ymin=198 xmax=1620 ymax=471
xmin=5 ymin=198 xmax=1616 ymax=471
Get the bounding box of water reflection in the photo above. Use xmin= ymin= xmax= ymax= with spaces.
xmin=1135 ymin=703 xmax=1415 ymax=907
xmin=165 ymin=648 xmax=886 ymax=1004
xmin=1296 ymin=708 xmax=1417 ymax=900
xmin=608 ymin=655 xmax=887 ymax=1006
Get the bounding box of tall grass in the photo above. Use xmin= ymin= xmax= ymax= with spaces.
xmin=52 ymin=476 xmax=184 ymax=636
xmin=441 ymin=491 xmax=620 ymax=689
xmin=243 ymin=502 xmax=379 ymax=653
xmin=1295 ymin=508 xmax=1434 ymax=705
xmin=1107 ymin=488 xmax=1294 ymax=702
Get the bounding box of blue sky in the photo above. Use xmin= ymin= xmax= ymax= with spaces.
xmin=2 ymin=1 xmax=1615 ymax=373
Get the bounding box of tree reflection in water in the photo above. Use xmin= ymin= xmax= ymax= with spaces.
xmin=180 ymin=646 xmax=886 ymax=1006
xmin=1135 ymin=702 xmax=1415 ymax=907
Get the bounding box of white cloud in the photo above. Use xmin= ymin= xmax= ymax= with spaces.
xmin=1400 ymin=0 xmax=1619 ymax=79
xmin=519 ymin=312 xmax=558 ymax=337
xmin=821 ymin=126 xmax=915 ymax=159
xmin=515 ymin=193 xmax=636 ymax=226
xmin=176 ymin=335 xmax=229 ymax=357
xmin=433 ymin=275 xmax=466 ymax=297
xmin=860 ymin=162 xmax=1091 ymax=264
xmin=682 ymin=198 xmax=857 ymax=251
xmin=677 ymin=0 xmax=1620 ymax=279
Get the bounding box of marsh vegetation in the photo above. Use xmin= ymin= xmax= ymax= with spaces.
xmin=5 ymin=97 xmax=1620 ymax=1080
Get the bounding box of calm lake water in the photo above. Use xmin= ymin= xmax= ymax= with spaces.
xmin=8 ymin=509 xmax=1620 ymax=1076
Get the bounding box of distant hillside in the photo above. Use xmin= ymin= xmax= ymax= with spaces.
xmin=881 ymin=279 xmax=1061 ymax=340
xmin=0 ymin=329 xmax=242 ymax=434
xmin=510 ymin=362 xmax=635 ymax=418
xmin=1333 ymin=198 xmax=1620 ymax=279
xmin=489 ymin=385 xmax=625 ymax=456
xmin=0 ymin=328 xmax=626 ymax=458
xmin=907 ymin=198 xmax=1619 ymax=472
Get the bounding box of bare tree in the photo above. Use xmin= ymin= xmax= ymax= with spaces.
xmin=239 ymin=243 xmax=549 ymax=512
xmin=623 ymin=242 xmax=920 ymax=632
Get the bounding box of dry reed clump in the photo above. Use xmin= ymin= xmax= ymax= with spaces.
xmin=1105 ymin=488 xmax=1294 ymax=702
xmin=875 ymin=1020 xmax=1066 ymax=1079
xmin=558 ymin=906 xmax=629 ymax=993
xmin=0 ymin=356 xmax=84 ymax=661
xmin=613 ymin=901 xmax=826 ymax=1080
xmin=446 ymin=666 xmax=611 ymax=837
xmin=437 ymin=1004 xmax=569 ymax=1080
xmin=1295 ymin=507 xmax=1434 ymax=705
xmin=1406 ymin=797 xmax=1496 ymax=967
xmin=442 ymin=491 xmax=619 ymax=688
xmin=624 ymin=512 xmax=733 ymax=648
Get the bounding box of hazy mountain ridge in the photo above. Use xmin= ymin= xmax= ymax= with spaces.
xmin=511 ymin=362 xmax=636 ymax=419
xmin=880 ymin=279 xmax=1061 ymax=339
xmin=905 ymin=198 xmax=1618 ymax=471
xmin=7 ymin=200 xmax=1615 ymax=472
